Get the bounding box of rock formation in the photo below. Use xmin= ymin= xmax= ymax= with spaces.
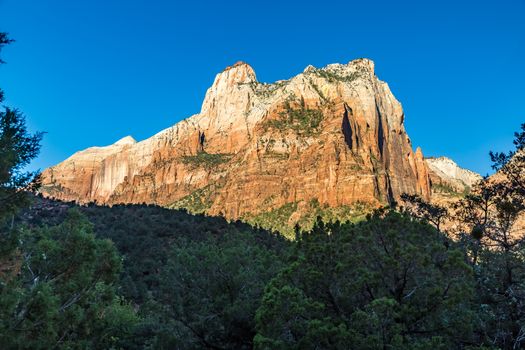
xmin=426 ymin=156 xmax=482 ymax=194
xmin=41 ymin=59 xmax=433 ymax=228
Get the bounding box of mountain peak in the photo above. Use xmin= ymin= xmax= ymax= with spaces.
xmin=224 ymin=60 xmax=251 ymax=70
xmin=303 ymin=64 xmax=316 ymax=73
xmin=114 ymin=135 xmax=137 ymax=146
xmin=200 ymin=61 xmax=257 ymax=119
xmin=216 ymin=61 xmax=257 ymax=85
xmin=348 ymin=58 xmax=375 ymax=73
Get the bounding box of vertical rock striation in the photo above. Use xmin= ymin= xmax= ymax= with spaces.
xmin=41 ymin=59 xmax=432 ymax=225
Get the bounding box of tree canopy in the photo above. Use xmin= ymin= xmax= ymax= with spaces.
xmin=255 ymin=212 xmax=476 ymax=349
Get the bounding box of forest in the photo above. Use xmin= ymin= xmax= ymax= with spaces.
xmin=1 ymin=33 xmax=525 ymax=349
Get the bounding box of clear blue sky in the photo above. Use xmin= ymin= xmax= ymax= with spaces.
xmin=1 ymin=0 xmax=524 ymax=175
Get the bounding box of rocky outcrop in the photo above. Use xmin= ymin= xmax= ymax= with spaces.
xmin=41 ymin=59 xmax=432 ymax=226
xmin=426 ymin=156 xmax=482 ymax=194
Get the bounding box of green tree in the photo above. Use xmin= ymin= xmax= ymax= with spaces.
xmin=0 ymin=108 xmax=43 ymax=223
xmin=401 ymin=123 xmax=525 ymax=348
xmin=453 ymin=124 xmax=525 ymax=349
xmin=0 ymin=32 xmax=43 ymax=240
xmin=255 ymin=212 xmax=476 ymax=349
xmin=0 ymin=210 xmax=138 ymax=349
xmin=490 ymin=123 xmax=525 ymax=199
xmin=401 ymin=193 xmax=448 ymax=233
xmin=155 ymin=231 xmax=287 ymax=349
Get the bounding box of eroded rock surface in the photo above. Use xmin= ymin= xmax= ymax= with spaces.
xmin=426 ymin=156 xmax=482 ymax=194
xmin=41 ymin=59 xmax=433 ymax=226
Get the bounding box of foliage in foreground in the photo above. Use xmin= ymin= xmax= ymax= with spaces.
xmin=402 ymin=123 xmax=525 ymax=349
xmin=0 ymin=210 xmax=137 ymax=349
xmin=24 ymin=199 xmax=291 ymax=349
xmin=255 ymin=211 xmax=476 ymax=349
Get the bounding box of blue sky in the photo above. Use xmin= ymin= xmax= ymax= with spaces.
xmin=1 ymin=0 xmax=524 ymax=175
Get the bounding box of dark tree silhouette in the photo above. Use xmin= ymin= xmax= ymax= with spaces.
xmin=0 ymin=33 xmax=43 ymax=226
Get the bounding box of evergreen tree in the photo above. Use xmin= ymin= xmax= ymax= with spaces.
xmin=255 ymin=212 xmax=476 ymax=349
xmin=0 ymin=32 xmax=14 ymax=102
xmin=0 ymin=32 xmax=43 ymax=229
xmin=454 ymin=125 xmax=525 ymax=349
xmin=400 ymin=123 xmax=525 ymax=348
xmin=154 ymin=231 xmax=287 ymax=349
xmin=0 ymin=210 xmax=138 ymax=349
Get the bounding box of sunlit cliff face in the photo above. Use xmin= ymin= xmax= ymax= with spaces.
xmin=41 ymin=59 xmax=435 ymax=223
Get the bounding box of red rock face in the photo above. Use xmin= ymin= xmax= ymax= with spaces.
xmin=40 ymin=59 xmax=432 ymax=223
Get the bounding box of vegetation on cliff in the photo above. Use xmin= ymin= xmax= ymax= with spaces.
xmin=181 ymin=151 xmax=233 ymax=170
xmin=263 ymin=97 xmax=324 ymax=136
xmin=169 ymin=184 xmax=217 ymax=214
xmin=242 ymin=200 xmax=370 ymax=238
xmin=311 ymin=67 xmax=364 ymax=83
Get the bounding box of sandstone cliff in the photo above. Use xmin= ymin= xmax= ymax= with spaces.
xmin=426 ymin=156 xmax=482 ymax=194
xmin=41 ymin=59 xmax=432 ymax=231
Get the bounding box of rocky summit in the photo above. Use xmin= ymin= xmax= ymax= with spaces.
xmin=41 ymin=59 xmax=465 ymax=232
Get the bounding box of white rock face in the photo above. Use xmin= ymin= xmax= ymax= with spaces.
xmin=114 ymin=136 xmax=137 ymax=146
xmin=426 ymin=157 xmax=482 ymax=192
